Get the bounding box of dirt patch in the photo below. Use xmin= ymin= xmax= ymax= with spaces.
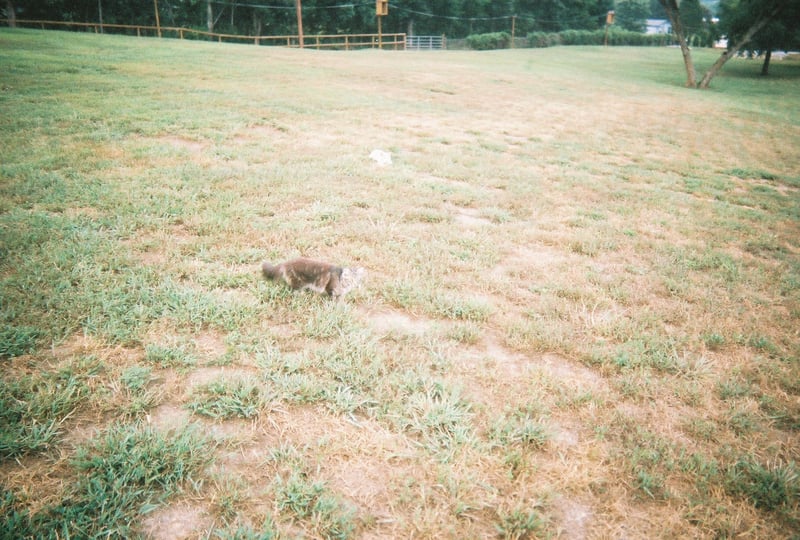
xmin=147 ymin=403 xmax=191 ymax=431
xmin=539 ymin=352 xmax=603 ymax=388
xmin=475 ymin=335 xmax=604 ymax=387
xmin=360 ymin=307 xmax=436 ymax=337
xmin=549 ymin=418 xmax=582 ymax=449
xmin=482 ymin=334 xmax=529 ymax=377
xmin=141 ymin=501 xmax=212 ymax=540
xmin=232 ymin=123 xmax=289 ymax=145
xmin=49 ymin=333 xmax=108 ymax=361
xmin=453 ymin=207 xmax=494 ymax=228
xmin=552 ymin=496 xmax=593 ymax=540
xmin=490 ymin=244 xmax=574 ymax=284
xmin=159 ymin=135 xmax=207 ymax=155
xmin=194 ymin=329 xmax=228 ymax=360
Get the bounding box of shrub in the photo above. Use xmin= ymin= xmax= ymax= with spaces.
xmin=467 ymin=32 xmax=511 ymax=50
xmin=528 ymin=31 xmax=561 ymax=48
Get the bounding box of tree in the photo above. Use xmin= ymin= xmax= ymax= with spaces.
xmin=4 ymin=0 xmax=16 ymax=27
xmin=717 ymin=0 xmax=800 ymax=76
xmin=659 ymin=0 xmax=697 ymax=87
xmin=615 ymin=0 xmax=649 ymax=32
xmin=698 ymin=0 xmax=789 ymax=88
xmin=661 ymin=0 xmax=793 ymax=88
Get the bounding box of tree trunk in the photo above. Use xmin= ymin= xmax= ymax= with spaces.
xmin=207 ymin=0 xmax=214 ymax=34
xmin=698 ymin=7 xmax=781 ymax=89
xmin=761 ymin=50 xmax=772 ymax=76
xmin=5 ymin=0 xmax=15 ymax=27
xmin=660 ymin=0 xmax=697 ymax=87
xmin=98 ymin=0 xmax=103 ymax=33
xmin=295 ymin=0 xmax=304 ymax=48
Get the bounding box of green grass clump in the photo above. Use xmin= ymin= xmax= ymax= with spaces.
xmin=187 ymin=378 xmax=270 ymax=419
xmin=726 ymin=459 xmax=799 ymax=513
xmin=495 ymin=507 xmax=547 ymax=539
xmin=389 ymin=376 xmax=475 ymax=456
xmin=145 ymin=341 xmax=197 ymax=368
xmin=0 ymin=324 xmax=41 ymax=358
xmin=275 ymin=472 xmax=356 ymax=540
xmin=0 ymin=369 xmax=89 ymax=458
xmin=2 ymin=422 xmax=212 ymax=538
xmin=489 ymin=410 xmax=549 ymax=449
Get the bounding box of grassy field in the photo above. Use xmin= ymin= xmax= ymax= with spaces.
xmin=1 ymin=28 xmax=799 ymax=538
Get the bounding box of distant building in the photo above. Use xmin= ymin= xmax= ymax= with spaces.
xmin=646 ymin=19 xmax=671 ymax=35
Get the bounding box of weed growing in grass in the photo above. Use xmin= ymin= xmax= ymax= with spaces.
xmin=388 ymin=375 xmax=475 ymax=457
xmin=118 ymin=365 xmax=164 ymax=418
xmin=0 ymin=368 xmax=89 ymax=458
xmin=260 ymin=357 xmax=327 ymax=405
xmin=274 ymin=472 xmax=356 ymax=539
xmin=726 ymin=459 xmax=799 ymax=513
xmin=145 ymin=340 xmax=197 ymax=368
xmin=120 ymin=365 xmax=153 ymax=391
xmin=188 ymin=378 xmax=271 ymax=420
xmin=303 ymin=302 xmax=361 ymax=339
xmin=432 ymin=293 xmax=492 ymax=322
xmin=0 ymin=324 xmax=41 ymax=358
xmin=4 ymin=422 xmax=213 ymax=538
xmin=489 ymin=409 xmax=549 ymax=449
xmin=447 ymin=322 xmax=482 ymax=344
xmin=211 ymin=520 xmax=278 ymax=540
xmin=495 ymin=507 xmax=547 ymax=540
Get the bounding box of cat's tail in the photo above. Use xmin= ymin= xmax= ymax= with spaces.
xmin=261 ymin=261 xmax=278 ymax=280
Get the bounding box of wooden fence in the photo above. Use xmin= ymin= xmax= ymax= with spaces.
xmin=1 ymin=19 xmax=406 ymax=50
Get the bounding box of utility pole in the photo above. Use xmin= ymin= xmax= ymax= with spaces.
xmin=295 ymin=0 xmax=304 ymax=48
xmin=376 ymin=0 xmax=388 ymax=49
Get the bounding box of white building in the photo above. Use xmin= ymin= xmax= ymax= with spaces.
xmin=646 ymin=19 xmax=671 ymax=35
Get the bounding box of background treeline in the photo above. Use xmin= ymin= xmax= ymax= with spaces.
xmin=4 ymin=0 xmax=711 ymax=39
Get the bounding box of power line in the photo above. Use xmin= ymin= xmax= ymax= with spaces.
xmin=209 ymin=1 xmax=611 ymax=26
xmin=210 ymin=1 xmax=373 ymax=10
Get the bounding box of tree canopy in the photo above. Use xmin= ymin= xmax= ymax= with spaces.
xmin=660 ymin=0 xmax=800 ymax=88
xmin=8 ymin=0 xmax=666 ymax=38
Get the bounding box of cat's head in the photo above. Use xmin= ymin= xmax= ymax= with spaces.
xmin=340 ymin=266 xmax=366 ymax=292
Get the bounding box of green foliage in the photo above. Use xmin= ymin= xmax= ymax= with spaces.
xmin=495 ymin=507 xmax=546 ymax=539
xmin=145 ymin=341 xmax=197 ymax=368
xmin=726 ymin=459 xmax=798 ymax=512
xmin=528 ymin=28 xmax=673 ymax=47
xmin=212 ymin=521 xmax=278 ymax=540
xmin=0 ymin=368 xmax=89 ymax=458
xmin=120 ymin=365 xmax=153 ymax=392
xmin=3 ymin=423 xmax=212 ymax=539
xmin=187 ymin=378 xmax=270 ymax=420
xmin=389 ymin=376 xmax=475 ymax=456
xmin=274 ymin=473 xmax=356 ymax=540
xmin=0 ymin=324 xmax=41 ymax=358
xmin=490 ymin=410 xmax=549 ymax=449
xmin=467 ymin=32 xmax=512 ymax=50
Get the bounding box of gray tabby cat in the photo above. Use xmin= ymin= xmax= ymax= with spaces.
xmin=261 ymin=257 xmax=365 ymax=300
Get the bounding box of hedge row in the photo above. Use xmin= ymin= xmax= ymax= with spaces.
xmin=530 ymin=29 xmax=675 ymax=47
xmin=466 ymin=32 xmax=512 ymax=50
xmin=465 ymin=29 xmax=675 ymax=50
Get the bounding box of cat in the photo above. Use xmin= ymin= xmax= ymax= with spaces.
xmin=261 ymin=257 xmax=365 ymax=300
